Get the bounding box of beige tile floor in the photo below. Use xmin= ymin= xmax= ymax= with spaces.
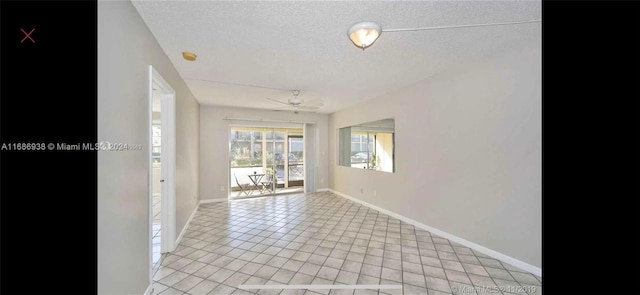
xmin=231 ymin=186 xmax=304 ymax=200
xmin=151 ymin=192 xmax=541 ymax=295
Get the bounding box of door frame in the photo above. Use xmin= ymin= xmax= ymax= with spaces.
xmin=148 ymin=66 xmax=177 ymax=276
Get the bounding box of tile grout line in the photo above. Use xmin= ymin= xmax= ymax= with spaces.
xmin=152 ymin=193 xmax=538 ymax=295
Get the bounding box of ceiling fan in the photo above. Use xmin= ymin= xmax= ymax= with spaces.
xmin=265 ymin=90 xmax=323 ymax=114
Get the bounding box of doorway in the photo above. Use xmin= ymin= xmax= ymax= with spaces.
xmin=229 ymin=127 xmax=304 ymax=199
xmin=151 ymin=88 xmax=162 ymax=266
xmin=148 ymin=66 xmax=176 ymax=273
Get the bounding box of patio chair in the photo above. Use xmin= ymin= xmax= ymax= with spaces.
xmin=260 ymin=173 xmax=275 ymax=194
xmin=234 ymin=174 xmax=250 ymax=197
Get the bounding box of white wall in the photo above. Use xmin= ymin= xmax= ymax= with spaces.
xmin=329 ymin=44 xmax=541 ymax=268
xmin=200 ymin=106 xmax=329 ymax=200
xmin=98 ymin=1 xmax=199 ymax=294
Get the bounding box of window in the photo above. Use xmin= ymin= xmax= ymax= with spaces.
xmin=229 ymin=127 xmax=305 ymax=194
xmin=230 ymin=130 xmax=263 ymax=167
xmin=338 ymin=118 xmax=394 ymax=173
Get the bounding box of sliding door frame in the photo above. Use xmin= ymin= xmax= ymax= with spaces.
xmin=227 ymin=124 xmax=304 ymax=199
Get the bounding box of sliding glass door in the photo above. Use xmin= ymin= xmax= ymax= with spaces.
xmin=287 ymin=134 xmax=304 ymax=187
xmin=229 ymin=126 xmax=304 ymax=199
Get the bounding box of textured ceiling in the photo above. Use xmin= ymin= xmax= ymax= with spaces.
xmin=132 ymin=0 xmax=541 ymax=114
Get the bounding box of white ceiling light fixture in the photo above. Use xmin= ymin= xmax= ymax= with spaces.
xmin=348 ymin=19 xmax=541 ymax=50
xmin=348 ymin=22 xmax=382 ymax=50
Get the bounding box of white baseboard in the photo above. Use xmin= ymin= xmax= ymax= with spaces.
xmin=317 ymin=188 xmax=330 ymax=192
xmin=143 ymin=284 xmax=152 ymax=295
xmin=327 ymin=189 xmax=541 ymax=277
xmin=200 ymin=198 xmax=228 ymax=204
xmin=175 ymin=203 xmax=199 ymax=246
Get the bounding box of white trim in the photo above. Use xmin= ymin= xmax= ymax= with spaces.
xmin=327 ymin=189 xmax=542 ymax=277
xmin=175 ymin=202 xmax=199 ymax=246
xmin=317 ymin=188 xmax=330 ymax=192
xmin=143 ymin=284 xmax=152 ymax=295
xmin=149 ymin=66 xmax=178 ymax=254
xmin=147 ymin=66 xmax=155 ymax=287
xmin=200 ymin=198 xmax=228 ymax=204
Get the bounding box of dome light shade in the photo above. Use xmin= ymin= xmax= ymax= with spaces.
xmin=348 ymin=22 xmax=381 ymax=50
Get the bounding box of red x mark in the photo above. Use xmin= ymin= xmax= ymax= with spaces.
xmin=20 ymin=28 xmax=35 ymax=43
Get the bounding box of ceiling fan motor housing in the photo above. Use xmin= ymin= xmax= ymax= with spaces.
xmin=288 ymin=99 xmax=302 ymax=105
xmin=289 ymin=90 xmax=302 ymax=105
xmin=264 ymin=89 xmax=322 ymax=113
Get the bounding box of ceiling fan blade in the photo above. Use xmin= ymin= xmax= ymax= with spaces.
xmin=302 ymin=102 xmax=323 ymax=107
xmin=297 ymin=105 xmax=320 ymax=110
xmin=295 ymin=109 xmax=318 ymax=113
xmin=301 ymin=99 xmax=323 ymax=107
xmin=264 ymin=97 xmax=290 ymax=106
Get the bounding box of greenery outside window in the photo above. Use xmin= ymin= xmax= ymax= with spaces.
xmin=338 ymin=119 xmax=394 ymax=173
